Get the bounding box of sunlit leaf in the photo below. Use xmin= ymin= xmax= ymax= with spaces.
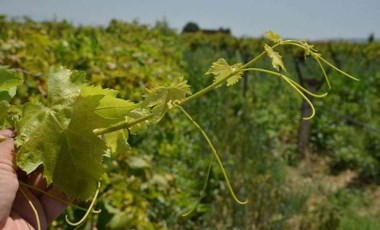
xmin=142 ymin=78 xmax=191 ymax=122
xmin=264 ymin=44 xmax=286 ymax=71
xmin=265 ymin=31 xmax=282 ymax=43
xmin=16 ymin=66 xmax=138 ymax=199
xmin=206 ymin=58 xmax=243 ymax=86
xmin=0 ymin=66 xmax=22 ymax=101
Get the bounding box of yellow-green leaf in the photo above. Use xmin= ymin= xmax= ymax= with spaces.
xmin=0 ymin=66 xmax=22 ymax=101
xmin=206 ymin=58 xmax=243 ymax=87
xmin=142 ymin=78 xmax=191 ymax=122
xmin=16 ymin=66 xmax=139 ymax=200
xmin=265 ymin=31 xmax=282 ymax=43
xmin=264 ymin=44 xmax=286 ymax=71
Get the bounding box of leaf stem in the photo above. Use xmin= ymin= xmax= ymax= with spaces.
xmin=181 ymin=155 xmax=214 ymax=217
xmin=240 ymin=51 xmax=266 ymax=69
xmin=94 ymin=113 xmax=153 ymax=136
xmin=19 ymin=182 xmax=97 ymax=213
xmin=176 ymin=105 xmax=248 ymax=205
xmin=242 ymin=68 xmax=328 ymax=98
xmin=319 ymin=56 xmax=359 ymax=81
xmin=240 ymin=42 xmax=284 ymax=69
xmin=280 ymin=75 xmax=316 ymax=120
xmin=19 ymin=185 xmax=41 ymax=230
xmin=65 ymin=182 xmax=101 ymax=226
xmin=179 ymin=71 xmax=237 ymax=105
xmin=316 ymin=58 xmax=331 ymax=89
xmin=241 ymin=67 xmax=318 ymax=119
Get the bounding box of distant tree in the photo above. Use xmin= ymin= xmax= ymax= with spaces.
xmin=182 ymin=22 xmax=200 ymax=33
xmin=368 ymin=33 xmax=375 ymax=43
xmin=218 ymin=27 xmax=231 ymax=35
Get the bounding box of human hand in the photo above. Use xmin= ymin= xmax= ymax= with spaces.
xmin=0 ymin=129 xmax=69 ymax=230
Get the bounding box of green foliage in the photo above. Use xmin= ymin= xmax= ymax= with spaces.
xmin=16 ymin=67 xmax=137 ymax=199
xmin=0 ymin=66 xmax=22 ymax=126
xmin=0 ymin=66 xmax=22 ymax=100
xmin=1 ymin=17 xmax=379 ymax=230
xmin=290 ymin=184 xmax=380 ymax=230
xmin=339 ymin=211 xmax=380 ymax=230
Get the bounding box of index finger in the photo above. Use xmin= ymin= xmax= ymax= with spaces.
xmin=0 ymin=129 xmax=16 ymax=163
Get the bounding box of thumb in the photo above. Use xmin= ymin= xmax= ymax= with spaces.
xmin=0 ymin=129 xmax=18 ymax=227
xmin=0 ymin=129 xmax=16 ymax=163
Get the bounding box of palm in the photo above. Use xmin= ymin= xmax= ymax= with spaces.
xmin=0 ymin=129 xmax=68 ymax=230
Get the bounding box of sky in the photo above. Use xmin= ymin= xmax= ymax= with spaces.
xmin=0 ymin=0 xmax=379 ymax=40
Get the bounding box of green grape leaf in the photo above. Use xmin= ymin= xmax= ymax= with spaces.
xmin=16 ymin=67 xmax=87 ymax=177
xmin=74 ymin=86 xmax=138 ymax=129
xmin=51 ymin=125 xmax=106 ymax=200
xmin=16 ymin=104 xmax=104 ymax=201
xmin=265 ymin=31 xmax=282 ymax=43
xmin=50 ymin=88 xmax=136 ymax=199
xmin=16 ymin=66 xmax=138 ymax=200
xmin=47 ymin=66 xmax=87 ymax=109
xmin=142 ymin=78 xmax=191 ymax=122
xmin=16 ymin=103 xmax=65 ymax=174
xmin=206 ymin=58 xmax=243 ymax=86
xmin=264 ymin=44 xmax=286 ymax=71
xmin=0 ymin=66 xmax=22 ymax=101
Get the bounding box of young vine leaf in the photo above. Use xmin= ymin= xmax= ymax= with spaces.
xmin=265 ymin=31 xmax=282 ymax=43
xmin=142 ymin=77 xmax=191 ymax=122
xmin=264 ymin=44 xmax=286 ymax=72
xmin=205 ymin=58 xmax=243 ymax=86
xmin=16 ymin=66 xmax=138 ymax=200
xmin=299 ymin=40 xmax=320 ymax=59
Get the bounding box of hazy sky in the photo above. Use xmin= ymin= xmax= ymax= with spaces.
xmin=0 ymin=0 xmax=379 ymax=40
